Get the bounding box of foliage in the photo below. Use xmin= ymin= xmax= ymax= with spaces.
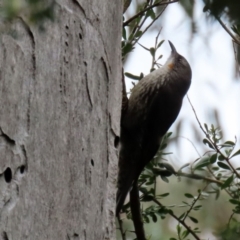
xmin=0 ymin=0 xmax=55 ymax=29
xmin=118 ymin=0 xmax=240 ymax=239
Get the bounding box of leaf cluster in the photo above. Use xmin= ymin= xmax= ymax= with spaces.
xmin=0 ymin=0 xmax=55 ymax=29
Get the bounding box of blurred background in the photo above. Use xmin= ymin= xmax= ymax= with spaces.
xmin=121 ymin=0 xmax=240 ymax=239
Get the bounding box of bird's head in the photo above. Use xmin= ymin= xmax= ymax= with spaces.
xmin=165 ymin=41 xmax=192 ymax=83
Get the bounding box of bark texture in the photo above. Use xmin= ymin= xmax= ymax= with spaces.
xmin=0 ymin=0 xmax=122 ymax=239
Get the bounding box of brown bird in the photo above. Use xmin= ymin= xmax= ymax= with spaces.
xmin=116 ymin=41 xmax=192 ymax=216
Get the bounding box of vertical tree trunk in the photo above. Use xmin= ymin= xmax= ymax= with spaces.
xmin=0 ymin=0 xmax=122 ymax=239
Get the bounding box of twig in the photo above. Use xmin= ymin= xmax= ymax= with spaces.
xmin=187 ymin=95 xmax=208 ymax=136
xmin=130 ymin=181 xmax=146 ymax=240
xmin=187 ymin=95 xmax=240 ymax=179
xmin=216 ymin=17 xmax=240 ymax=45
xmin=132 ymin=3 xmax=166 ymax=46
xmin=131 ymin=5 xmax=150 ymax=44
xmin=151 ymin=28 xmax=162 ymax=70
xmin=123 ymin=0 xmax=179 ymax=27
xmin=177 ymin=172 xmax=223 ymax=185
xmin=207 ymin=166 xmax=233 ymax=197
xmin=177 ymin=136 xmax=201 ymax=157
xmin=227 ymin=212 xmax=235 ymax=227
xmin=183 ymin=185 xmax=208 ymax=222
xmin=151 ymin=198 xmax=201 ymax=240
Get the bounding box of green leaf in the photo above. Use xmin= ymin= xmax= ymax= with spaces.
xmin=166 ymin=132 xmax=172 ymax=138
xmin=231 ymin=149 xmax=240 ymax=158
xmin=146 ymin=9 xmax=155 ymax=19
xmin=122 ymin=27 xmax=127 ymax=40
xmin=182 ymin=230 xmax=190 ymax=238
xmin=158 ymin=193 xmax=170 ymax=197
xmin=209 ymin=153 xmax=218 ymax=164
xmin=194 ymin=157 xmax=210 ymax=170
xmin=154 ymin=169 xmax=172 ymax=177
xmin=177 ymin=225 xmax=181 ymax=235
xmin=215 ymin=189 xmax=220 ymax=200
xmin=169 ymin=238 xmax=177 ymax=240
xmin=224 ymin=141 xmax=235 ymax=146
xmin=218 ymin=154 xmax=226 ymax=161
xmin=160 ymin=143 xmax=167 ymax=150
xmin=179 ymin=212 xmax=186 ymax=219
xmin=122 ymin=42 xmax=134 ymax=57
xmin=189 ymin=216 xmax=198 ymax=223
xmin=184 ymin=193 xmax=194 ymax=198
xmin=204 ymin=123 xmax=208 ymax=132
xmin=141 ymin=195 xmax=154 ymax=202
xmin=203 ymin=139 xmax=214 ymax=149
xmin=149 ymin=47 xmax=155 ymax=57
xmin=193 ymin=205 xmax=202 ymax=210
xmin=135 ymin=30 xmax=143 ymax=38
xmin=160 ymin=162 xmax=176 ymax=174
xmin=151 ymin=214 xmax=158 ymax=222
xmin=229 ymin=199 xmax=240 ymax=205
xmin=221 ymin=175 xmax=234 ymax=189
xmin=161 ymin=176 xmax=169 ymax=183
xmin=217 ymin=162 xmax=231 ymax=170
xmin=125 ymin=72 xmax=141 ymax=80
xmin=157 ymin=40 xmax=165 ymax=49
xmin=144 ymin=215 xmax=150 ymax=223
xmin=138 ymin=42 xmax=150 ymax=51
xmin=178 ymin=163 xmax=190 ymax=172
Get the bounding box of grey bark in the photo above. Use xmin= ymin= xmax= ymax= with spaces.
xmin=0 ymin=0 xmax=122 ymax=239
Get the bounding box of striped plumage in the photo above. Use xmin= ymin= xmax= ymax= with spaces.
xmin=116 ymin=41 xmax=192 ymax=216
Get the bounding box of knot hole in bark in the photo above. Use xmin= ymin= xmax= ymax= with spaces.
xmin=114 ymin=136 xmax=120 ymax=148
xmin=4 ymin=167 xmax=12 ymax=183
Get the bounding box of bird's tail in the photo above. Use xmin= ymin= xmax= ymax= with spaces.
xmin=116 ymin=174 xmax=133 ymax=216
xmin=116 ymin=128 xmax=140 ymax=216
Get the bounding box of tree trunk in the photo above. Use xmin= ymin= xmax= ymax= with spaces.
xmin=0 ymin=0 xmax=122 ymax=239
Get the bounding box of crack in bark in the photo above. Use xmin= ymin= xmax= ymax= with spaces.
xmin=18 ymin=17 xmax=35 ymax=133
xmin=20 ymin=144 xmax=28 ymax=172
xmin=84 ymin=62 xmax=93 ymax=108
xmin=71 ymin=0 xmax=86 ymax=18
xmin=0 ymin=127 xmax=15 ymax=146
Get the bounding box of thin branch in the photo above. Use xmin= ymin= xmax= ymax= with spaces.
xmin=216 ymin=17 xmax=240 ymax=45
xmin=206 ymin=166 xmax=233 ymax=198
xmin=177 ymin=172 xmax=223 ymax=185
xmin=151 ymin=198 xmax=201 ymax=240
xmin=133 ymin=4 xmax=166 ymax=46
xmin=227 ymin=212 xmax=235 ymax=227
xmin=187 ymin=95 xmax=240 ymax=179
xmin=183 ymin=185 xmax=208 ymax=222
xmin=123 ymin=0 xmax=179 ymax=27
xmin=187 ymin=95 xmax=208 ymax=136
xmin=151 ymin=28 xmax=162 ymax=70
xmin=177 ymin=136 xmax=201 ymax=157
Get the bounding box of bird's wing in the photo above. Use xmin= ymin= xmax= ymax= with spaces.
xmin=122 ymin=68 xmax=165 ymax=130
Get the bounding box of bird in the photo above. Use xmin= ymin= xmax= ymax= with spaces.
xmin=116 ymin=41 xmax=192 ymax=216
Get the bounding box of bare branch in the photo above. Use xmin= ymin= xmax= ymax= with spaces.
xmin=123 ymin=0 xmax=179 ymax=27
xmin=216 ymin=17 xmax=240 ymax=45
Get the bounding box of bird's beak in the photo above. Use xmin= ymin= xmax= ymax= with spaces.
xmin=168 ymin=41 xmax=177 ymax=55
